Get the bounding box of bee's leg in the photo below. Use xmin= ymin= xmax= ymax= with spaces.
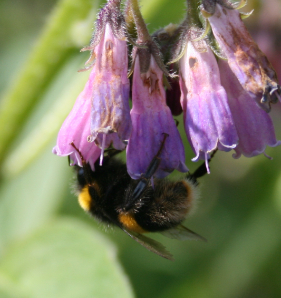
xmin=124 ymin=133 xmax=169 ymax=211
xmin=70 ymin=142 xmax=93 ymax=186
xmin=187 ymin=149 xmax=217 ymax=185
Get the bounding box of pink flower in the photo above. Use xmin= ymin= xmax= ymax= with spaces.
xmin=219 ymin=59 xmax=281 ymax=158
xmin=179 ymin=40 xmax=238 ymax=171
xmin=126 ymin=51 xmax=187 ymax=179
xmin=53 ymin=0 xmax=131 ymax=169
xmin=202 ymin=0 xmax=281 ymax=112
xmin=88 ymin=22 xmax=131 ymax=150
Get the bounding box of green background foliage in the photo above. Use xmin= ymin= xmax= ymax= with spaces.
xmin=0 ymin=0 xmax=281 ymax=297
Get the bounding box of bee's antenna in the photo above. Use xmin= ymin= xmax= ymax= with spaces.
xmin=70 ymin=142 xmax=93 ymax=186
xmin=187 ymin=150 xmax=217 ymax=185
xmin=70 ymin=142 xmax=86 ymax=165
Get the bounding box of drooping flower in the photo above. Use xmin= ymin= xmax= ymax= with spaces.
xmin=87 ymin=21 xmax=131 ymax=150
xmin=126 ymin=0 xmax=187 ymax=179
xmin=53 ymin=0 xmax=131 ymax=168
xmin=85 ymin=0 xmax=132 ymax=149
xmin=201 ymin=0 xmax=281 ymax=112
xmin=219 ymin=59 xmax=281 ymax=158
xmin=179 ymin=37 xmax=239 ymax=171
xmin=126 ymin=47 xmax=188 ymax=179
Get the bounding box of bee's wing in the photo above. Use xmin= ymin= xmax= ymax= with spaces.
xmin=122 ymin=228 xmax=174 ymax=261
xmin=161 ymin=225 xmax=207 ymax=242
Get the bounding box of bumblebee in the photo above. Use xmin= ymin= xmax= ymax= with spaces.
xmin=71 ymin=135 xmax=210 ymax=260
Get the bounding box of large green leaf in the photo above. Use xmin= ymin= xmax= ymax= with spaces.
xmin=0 ymin=218 xmax=134 ymax=298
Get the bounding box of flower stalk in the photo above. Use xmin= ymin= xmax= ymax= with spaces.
xmin=129 ymin=0 xmax=151 ymax=43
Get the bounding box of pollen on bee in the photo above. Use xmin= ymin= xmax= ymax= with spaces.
xmin=119 ymin=213 xmax=147 ymax=234
xmin=78 ymin=186 xmax=93 ymax=211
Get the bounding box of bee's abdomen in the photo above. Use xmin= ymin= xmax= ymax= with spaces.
xmin=134 ymin=179 xmax=197 ymax=232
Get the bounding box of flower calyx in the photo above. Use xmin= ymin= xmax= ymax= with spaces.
xmin=81 ymin=0 xmax=127 ymax=70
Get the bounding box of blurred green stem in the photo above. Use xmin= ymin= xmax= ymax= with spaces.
xmin=0 ymin=0 xmax=99 ymax=166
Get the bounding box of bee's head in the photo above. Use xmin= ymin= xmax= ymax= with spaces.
xmin=75 ymin=166 xmax=87 ymax=189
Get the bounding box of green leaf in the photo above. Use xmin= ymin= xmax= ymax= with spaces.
xmin=0 ymin=145 xmax=71 ymax=254
xmin=0 ymin=218 xmax=134 ymax=298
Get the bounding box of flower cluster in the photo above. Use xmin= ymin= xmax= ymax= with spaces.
xmin=53 ymin=0 xmax=280 ymax=177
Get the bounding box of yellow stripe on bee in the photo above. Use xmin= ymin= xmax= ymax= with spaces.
xmin=119 ymin=213 xmax=147 ymax=234
xmin=78 ymin=186 xmax=93 ymax=211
